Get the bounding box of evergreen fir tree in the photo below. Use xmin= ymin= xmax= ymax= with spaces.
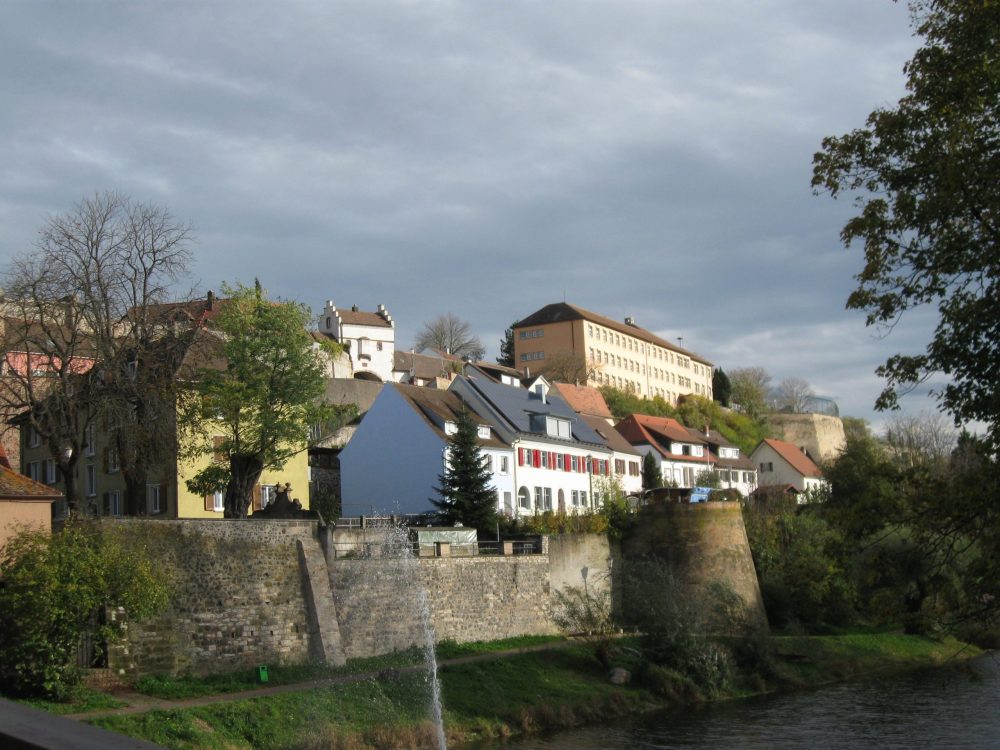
xmin=432 ymin=406 xmax=498 ymax=533
xmin=497 ymin=321 xmax=517 ymax=367
xmin=712 ymin=367 xmax=732 ymax=407
xmin=642 ymin=451 xmax=663 ymax=491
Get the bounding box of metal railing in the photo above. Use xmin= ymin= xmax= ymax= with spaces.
xmin=327 ymin=538 xmax=542 ymax=560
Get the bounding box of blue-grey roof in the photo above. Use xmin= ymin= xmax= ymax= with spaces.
xmin=462 ymin=371 xmax=608 ymax=447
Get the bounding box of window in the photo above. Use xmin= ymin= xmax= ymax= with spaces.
xmin=106 ymin=490 xmax=122 ymax=516
xmin=534 ymin=486 xmax=543 ymax=510
xmin=571 ymin=490 xmax=579 ymax=507
xmin=44 ymin=458 xmax=56 ymax=484
xmin=212 ymin=491 xmax=224 ymax=512
xmin=760 ymin=462 xmax=773 ymax=473
xmin=518 ymin=486 xmax=531 ymax=509
xmin=543 ymin=487 xmax=552 ymax=510
xmin=107 ymin=446 xmax=120 ymax=473
xmin=615 ymin=459 xmax=625 ymax=474
xmin=519 ymin=351 xmax=545 ymax=362
xmin=27 ymin=461 xmax=41 ymax=482
xmin=376 ymin=341 xmax=383 ymax=351
xmin=540 ymin=451 xmax=548 ymax=469
xmin=579 ymin=490 xmax=588 ymax=507
xmin=260 ymin=485 xmax=276 ymax=508
xmin=444 ymin=421 xmax=457 ymax=435
xmin=28 ymin=426 xmax=41 ymax=448
xmin=83 ymin=423 xmax=95 ymax=457
xmin=148 ymin=484 xmax=162 ymax=513
xmin=477 ymin=425 xmax=491 ymax=439
xmin=556 ymin=453 xmax=564 ymax=470
xmin=483 ymin=454 xmax=493 ymax=472
xmin=500 ymin=455 xmax=509 ymax=474
xmin=86 ymin=464 xmax=96 ymax=497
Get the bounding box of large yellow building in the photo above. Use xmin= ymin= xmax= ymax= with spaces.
xmin=512 ymin=302 xmax=713 ymax=403
xmin=18 ymin=412 xmax=309 ymax=519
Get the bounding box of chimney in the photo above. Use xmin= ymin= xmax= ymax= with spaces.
xmin=625 ymin=316 xmax=636 ymax=326
xmin=206 ymin=290 xmax=215 ymax=309
xmin=351 ymin=304 xmax=359 ymax=312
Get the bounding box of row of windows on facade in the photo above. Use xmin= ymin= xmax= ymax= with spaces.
xmin=204 ymin=485 xmax=276 ymax=512
xmin=510 ymin=485 xmax=599 ymax=512
xmin=516 ymin=447 xmax=639 ymax=476
xmin=585 ymin=324 xmax=701 ymax=373
xmin=518 ymin=329 xmax=544 ymax=339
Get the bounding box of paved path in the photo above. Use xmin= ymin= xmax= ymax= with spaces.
xmin=67 ymin=641 xmax=574 ymax=721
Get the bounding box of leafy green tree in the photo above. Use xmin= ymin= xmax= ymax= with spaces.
xmin=712 ymin=368 xmax=732 ymax=407
xmin=0 ymin=521 xmax=168 ymax=699
xmin=694 ymin=469 xmax=721 ymax=489
xmin=497 ymin=321 xmax=516 ymax=367
xmin=728 ymin=367 xmax=771 ymax=420
xmin=431 ymin=406 xmax=497 ymax=534
xmin=641 ymin=451 xmax=663 ymax=491
xmin=180 ymin=281 xmax=329 ymax=518
xmin=813 ymin=0 xmax=1000 ymax=447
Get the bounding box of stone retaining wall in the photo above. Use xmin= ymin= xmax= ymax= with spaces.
xmin=110 ymin=519 xmax=321 ymax=677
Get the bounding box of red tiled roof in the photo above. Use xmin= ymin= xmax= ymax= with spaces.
xmin=0 ymin=465 xmax=62 ymax=501
xmin=552 ymin=383 xmax=613 ymax=419
xmin=761 ymin=438 xmax=823 ymax=478
xmin=615 ymin=414 xmax=708 ymax=463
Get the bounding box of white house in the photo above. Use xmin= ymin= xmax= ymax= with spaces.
xmin=688 ymin=427 xmax=757 ymax=497
xmin=751 ymin=438 xmax=827 ymax=496
xmin=338 ymin=383 xmax=513 ymax=517
xmin=614 ymin=414 xmax=713 ymax=488
xmin=449 ymin=368 xmax=614 ymax=516
xmin=318 ymin=300 xmax=395 ymax=382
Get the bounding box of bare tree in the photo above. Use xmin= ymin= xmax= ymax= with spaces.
xmin=728 ymin=367 xmax=772 ymax=419
xmin=771 ymin=377 xmax=815 ymax=413
xmin=883 ymin=412 xmax=958 ymax=469
xmin=538 ymin=350 xmax=595 ymax=384
xmin=414 ymin=313 xmax=485 ymax=361
xmin=1 ymin=192 xmax=193 ymax=513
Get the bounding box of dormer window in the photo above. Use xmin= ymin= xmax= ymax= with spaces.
xmin=445 ymin=421 xmax=457 ymax=435
xmin=545 ymin=416 xmax=571 ymax=439
xmin=477 ymin=425 xmax=491 ymax=439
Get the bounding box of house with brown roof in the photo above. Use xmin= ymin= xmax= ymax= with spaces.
xmin=512 ymin=302 xmax=713 ymax=404
xmin=686 ymin=427 xmax=757 ymax=497
xmin=318 ymin=300 xmax=395 ymax=382
xmin=751 ymin=438 xmax=827 ymax=497
xmin=615 ymin=413 xmax=714 ymax=489
xmin=0 ymin=443 xmax=61 ymax=550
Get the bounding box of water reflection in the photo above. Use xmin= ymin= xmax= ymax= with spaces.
xmin=497 ymin=654 xmax=1000 ymax=750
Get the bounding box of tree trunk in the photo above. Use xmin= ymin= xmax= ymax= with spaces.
xmin=59 ymin=457 xmax=80 ymax=515
xmin=225 ymin=454 xmax=264 ymax=518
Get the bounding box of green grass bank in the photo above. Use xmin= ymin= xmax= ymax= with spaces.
xmin=77 ymin=632 xmax=978 ymax=750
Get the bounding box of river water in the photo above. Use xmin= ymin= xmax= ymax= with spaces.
xmin=490 ymin=653 xmax=1000 ymax=749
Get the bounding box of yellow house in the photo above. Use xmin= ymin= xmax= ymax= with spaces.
xmin=512 ymin=302 xmax=714 ymax=404
xmin=176 ymin=441 xmax=310 ymax=518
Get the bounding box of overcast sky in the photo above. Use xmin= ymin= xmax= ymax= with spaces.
xmin=0 ymin=1 xmax=944 ymax=431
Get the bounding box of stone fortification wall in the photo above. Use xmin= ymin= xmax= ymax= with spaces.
xmin=110 ymin=519 xmax=322 ymax=677
xmin=766 ymin=413 xmax=846 ymax=464
xmin=548 ymin=533 xmax=616 ymax=598
xmin=328 ymin=555 xmax=556 ymax=659
xmin=622 ymin=502 xmax=768 ymax=631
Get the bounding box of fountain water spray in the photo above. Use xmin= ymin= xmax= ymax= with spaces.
xmin=366 ymin=518 xmax=447 ymax=749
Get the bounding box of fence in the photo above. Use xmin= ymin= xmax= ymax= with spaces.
xmin=326 ymin=538 xmax=542 ymax=560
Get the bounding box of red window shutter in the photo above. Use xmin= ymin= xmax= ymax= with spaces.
xmin=518 ymin=447 xmax=524 ymax=466
xmin=549 ymin=452 xmax=555 ymax=469
xmin=533 ymin=450 xmax=541 ymax=468
xmin=252 ymin=483 xmax=262 ymax=512
xmin=564 ymin=453 xmax=571 ymax=472
xmin=604 ymin=461 xmax=610 ymax=475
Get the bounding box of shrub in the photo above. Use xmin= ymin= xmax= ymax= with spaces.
xmin=0 ymin=520 xmax=169 ymax=699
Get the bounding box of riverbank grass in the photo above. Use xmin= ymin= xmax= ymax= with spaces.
xmin=84 ymin=633 xmax=982 ymax=750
